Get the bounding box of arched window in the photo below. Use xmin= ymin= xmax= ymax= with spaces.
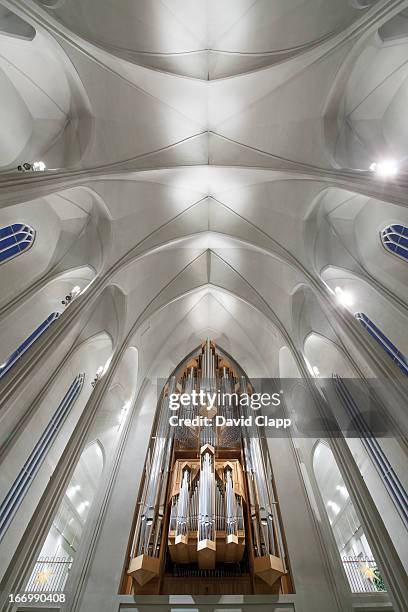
xmin=26 ymin=440 xmax=104 ymax=592
xmin=313 ymin=442 xmax=385 ymax=593
xmin=355 ymin=312 xmax=408 ymax=376
xmin=0 ymin=223 xmax=35 ymax=264
xmin=333 ymin=375 xmax=408 ymax=528
xmin=381 ymin=224 xmax=408 ymax=262
xmin=0 ymin=374 xmax=85 ymax=540
xmin=0 ymin=312 xmax=60 ymax=380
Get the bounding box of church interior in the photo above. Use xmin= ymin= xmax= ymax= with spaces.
xmin=0 ymin=1 xmax=407 ymax=611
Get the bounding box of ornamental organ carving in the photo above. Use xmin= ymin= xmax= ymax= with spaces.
xmin=124 ymin=341 xmax=292 ymax=595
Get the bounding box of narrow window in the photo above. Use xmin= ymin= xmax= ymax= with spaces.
xmin=355 ymin=312 xmax=408 ymax=376
xmin=313 ymin=442 xmax=385 ymax=593
xmin=333 ymin=375 xmax=408 ymax=529
xmin=0 ymin=374 xmax=85 ymax=539
xmin=0 ymin=312 xmax=60 ymax=380
xmin=26 ymin=441 xmax=104 ymax=592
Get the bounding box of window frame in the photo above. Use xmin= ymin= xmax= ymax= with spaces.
xmin=0 ymin=223 xmax=36 ymax=265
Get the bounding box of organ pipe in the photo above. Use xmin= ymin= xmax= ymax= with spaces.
xmin=128 ymin=340 xmax=288 ymax=590
xmin=225 ymin=469 xmax=237 ymax=537
xmin=176 ymin=470 xmax=190 ymax=537
xmin=198 ymin=450 xmax=215 ymax=542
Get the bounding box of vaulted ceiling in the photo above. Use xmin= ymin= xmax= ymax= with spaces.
xmin=1 ymin=0 xmax=408 ymax=390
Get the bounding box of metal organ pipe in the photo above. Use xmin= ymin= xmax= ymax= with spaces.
xmin=215 ymin=479 xmax=225 ymax=531
xmin=132 ymin=377 xmax=176 ymax=558
xmin=128 ymin=342 xmax=288 ymax=590
xmin=189 ymin=480 xmax=198 ymax=532
xmin=198 ymin=451 xmax=215 ymax=542
xmin=239 ymin=375 xmax=279 ymax=559
xmin=176 ymin=470 xmax=190 ymax=537
xmin=225 ymin=469 xmax=237 ymax=537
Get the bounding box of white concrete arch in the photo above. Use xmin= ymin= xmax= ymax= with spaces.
xmin=0 ymin=20 xmax=92 ymax=169
xmin=0 ymin=265 xmax=94 ymax=369
xmin=312 ymin=187 xmax=408 ymax=304
xmin=321 ymin=265 xmax=408 ymax=357
xmin=108 ymin=233 xmax=307 ymax=343
xmin=34 ymin=438 xmax=105 ymax=560
xmin=290 ymin=283 xmax=338 ymax=349
xmin=36 ymin=0 xmax=375 ymax=79
xmin=326 ymin=20 xmax=408 ymax=170
xmin=304 ymin=331 xmax=356 ymax=378
xmin=76 ymin=284 xmax=126 ymax=351
xmin=0 ymin=186 xmax=110 ymax=310
xmin=0 ymin=5 xmax=35 ymax=40
xmin=89 ymin=346 xmax=139 ymax=453
xmin=0 ymin=329 xmax=112 ymax=579
xmin=118 ymin=280 xmax=294 ymax=388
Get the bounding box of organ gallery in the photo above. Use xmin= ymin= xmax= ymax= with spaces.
xmin=123 ymin=341 xmax=292 ymax=595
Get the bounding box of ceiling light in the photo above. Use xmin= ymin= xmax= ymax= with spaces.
xmin=32 ymin=161 xmax=46 ymax=172
xmin=335 ymin=286 xmax=354 ymax=307
xmin=336 ymin=485 xmax=349 ymax=498
xmin=327 ymin=501 xmax=340 ymax=515
xmin=118 ymin=401 xmax=131 ymax=424
xmin=369 ymin=160 xmax=398 ymax=178
xmin=67 ymin=484 xmax=81 ymax=497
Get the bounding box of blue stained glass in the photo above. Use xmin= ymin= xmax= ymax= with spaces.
xmin=0 ymin=223 xmax=35 ymax=263
xmin=381 ymin=224 xmax=408 ymax=262
xmin=355 ymin=312 xmax=408 ymax=376
xmin=0 ymin=373 xmax=85 ymax=540
xmin=0 ymin=312 xmax=60 ymax=380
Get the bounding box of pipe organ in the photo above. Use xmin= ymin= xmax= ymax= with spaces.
xmin=125 ymin=341 xmax=291 ymax=595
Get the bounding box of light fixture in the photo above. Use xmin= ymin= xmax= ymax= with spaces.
xmin=369 ymin=160 xmax=398 ymax=178
xmin=91 ymin=365 xmax=105 ymax=388
xmin=335 ymin=286 xmax=354 ymax=308
xmin=312 ymin=366 xmax=320 ymax=377
xmin=327 ymin=500 xmax=340 ymax=515
xmin=32 ymin=161 xmax=46 ymax=172
xmin=118 ymin=400 xmax=131 ymax=424
xmin=336 ymin=484 xmax=349 ymax=498
xmin=77 ymin=501 xmax=88 ymax=514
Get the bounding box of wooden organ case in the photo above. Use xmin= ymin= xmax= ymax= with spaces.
xmin=123 ymin=341 xmax=293 ymax=595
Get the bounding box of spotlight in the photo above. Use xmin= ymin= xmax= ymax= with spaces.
xmin=335 ymin=286 xmax=354 ymax=307
xmin=32 ymin=161 xmax=46 ymax=172
xmin=327 ymin=500 xmax=340 ymax=515
xmin=369 ymin=160 xmax=398 ymax=178
xmin=336 ymin=485 xmax=349 ymax=498
xmin=118 ymin=401 xmax=131 ymax=424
